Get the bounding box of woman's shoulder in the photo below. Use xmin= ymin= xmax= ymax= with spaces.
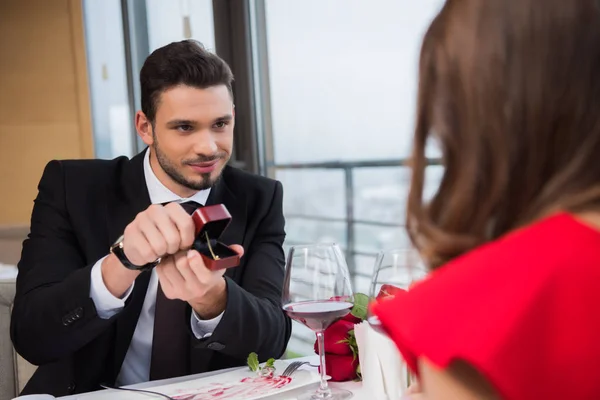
xmin=373 ymin=212 xmax=600 ymax=399
xmin=445 ymin=212 xmax=600 ymax=279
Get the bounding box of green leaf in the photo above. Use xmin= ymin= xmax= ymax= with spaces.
xmin=247 ymin=352 xmax=259 ymax=372
xmin=349 ymin=337 xmax=357 ymax=349
xmin=350 ymin=293 xmax=369 ymax=320
xmin=337 ymin=329 xmax=357 ymax=347
xmin=265 ymin=358 xmax=275 ymax=369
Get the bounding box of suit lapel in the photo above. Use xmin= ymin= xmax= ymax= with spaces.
xmin=105 ymin=150 xmax=153 ymax=378
xmin=205 ymin=167 xmax=247 ymax=281
xmin=106 ymin=150 xmax=151 ymax=247
xmin=190 ymin=167 xmax=247 ymax=374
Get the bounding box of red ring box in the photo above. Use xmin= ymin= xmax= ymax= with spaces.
xmin=190 ymin=204 xmax=240 ymax=270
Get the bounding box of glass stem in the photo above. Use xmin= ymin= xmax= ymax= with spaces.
xmin=315 ymin=331 xmax=331 ymax=398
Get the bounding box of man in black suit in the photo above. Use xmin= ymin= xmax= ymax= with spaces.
xmin=10 ymin=40 xmax=291 ymax=397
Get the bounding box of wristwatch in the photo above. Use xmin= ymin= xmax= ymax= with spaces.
xmin=110 ymin=235 xmax=161 ymax=271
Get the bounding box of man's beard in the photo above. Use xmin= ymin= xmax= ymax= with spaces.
xmin=153 ymin=142 xmax=228 ymax=191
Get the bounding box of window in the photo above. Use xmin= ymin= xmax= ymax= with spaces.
xmin=83 ymin=0 xmax=133 ymax=159
xmin=146 ymin=0 xmax=216 ymax=52
xmin=262 ymin=0 xmax=445 ymax=355
xmin=83 ymin=0 xmax=216 ymax=159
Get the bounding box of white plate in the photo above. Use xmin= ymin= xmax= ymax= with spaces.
xmin=77 ymin=361 xmax=319 ymax=400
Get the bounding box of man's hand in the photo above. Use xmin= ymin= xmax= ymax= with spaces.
xmin=102 ymin=203 xmax=196 ymax=297
xmin=123 ymin=202 xmax=196 ymax=265
xmin=156 ymin=246 xmax=245 ymax=319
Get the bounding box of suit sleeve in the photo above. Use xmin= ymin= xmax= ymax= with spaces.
xmin=11 ymin=161 xmax=116 ymax=366
xmin=193 ymin=181 xmax=292 ymax=361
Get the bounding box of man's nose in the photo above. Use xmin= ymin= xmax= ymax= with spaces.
xmin=192 ymin=130 xmax=219 ymax=155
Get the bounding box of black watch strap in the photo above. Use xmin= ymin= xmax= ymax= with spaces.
xmin=110 ymin=237 xmax=160 ymax=271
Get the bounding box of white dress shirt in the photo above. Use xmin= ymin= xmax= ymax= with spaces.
xmin=89 ymin=150 xmax=223 ymax=386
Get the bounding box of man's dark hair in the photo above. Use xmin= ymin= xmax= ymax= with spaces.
xmin=140 ymin=40 xmax=234 ymax=123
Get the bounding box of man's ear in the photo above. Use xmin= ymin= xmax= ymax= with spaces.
xmin=135 ymin=111 xmax=154 ymax=146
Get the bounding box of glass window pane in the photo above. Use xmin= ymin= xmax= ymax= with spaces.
xmin=353 ymin=167 xmax=410 ymax=224
xmin=265 ymin=0 xmax=445 ymax=163
xmin=264 ymin=1 xmax=446 ymax=358
xmin=283 ymin=219 xmax=347 ymax=252
xmin=354 ymin=223 xmax=410 ymax=254
xmin=353 ymin=274 xmax=373 ymax=297
xmin=425 ymin=165 xmax=444 ymax=201
xmin=355 ymin=254 xmax=377 ymax=276
xmin=276 ymin=169 xmax=346 ymax=219
xmin=83 ymin=0 xmax=133 ymax=159
xmin=354 ymin=254 xmax=377 ymax=294
xmin=146 ymin=0 xmax=215 ymax=51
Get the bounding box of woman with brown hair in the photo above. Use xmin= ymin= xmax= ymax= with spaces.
xmin=372 ymin=0 xmax=600 ymax=399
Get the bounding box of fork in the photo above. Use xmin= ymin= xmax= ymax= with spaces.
xmin=281 ymin=361 xmax=309 ymax=377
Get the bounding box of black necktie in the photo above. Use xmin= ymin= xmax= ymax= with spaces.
xmin=176 ymin=200 xmax=202 ymax=215
xmin=149 ymin=200 xmax=202 ymax=380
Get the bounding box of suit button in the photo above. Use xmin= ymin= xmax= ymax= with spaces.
xmin=207 ymin=342 xmax=225 ymax=351
xmin=62 ymin=316 xmax=71 ymax=326
xmin=74 ymin=307 xmax=83 ymax=318
xmin=67 ymin=382 xmax=76 ymax=393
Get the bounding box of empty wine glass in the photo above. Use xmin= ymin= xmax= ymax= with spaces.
xmin=282 ymin=243 xmax=354 ymax=400
xmin=370 ymin=248 xmax=427 ymax=299
xmin=368 ymin=248 xmax=427 ymax=329
xmin=368 ymin=248 xmax=427 ymax=391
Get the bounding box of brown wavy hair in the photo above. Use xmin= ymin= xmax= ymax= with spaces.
xmin=408 ymin=0 xmax=600 ymax=269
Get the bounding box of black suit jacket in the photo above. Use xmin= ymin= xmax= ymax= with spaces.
xmin=10 ymin=150 xmax=292 ymax=396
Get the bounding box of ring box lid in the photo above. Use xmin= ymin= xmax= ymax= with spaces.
xmin=190 ymin=204 xmax=240 ymax=270
xmin=191 ymin=204 xmax=232 ymax=238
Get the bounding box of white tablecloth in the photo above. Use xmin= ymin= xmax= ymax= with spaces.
xmin=59 ymin=355 xmax=370 ymax=399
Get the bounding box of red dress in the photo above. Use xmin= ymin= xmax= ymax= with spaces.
xmin=371 ymin=213 xmax=600 ymax=399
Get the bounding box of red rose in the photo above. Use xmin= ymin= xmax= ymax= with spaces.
xmin=313 ymin=320 xmax=354 ymax=355
xmin=342 ymin=312 xmax=362 ymax=324
xmin=319 ymin=353 xmax=359 ymax=382
xmin=376 ymin=284 xmax=407 ymax=300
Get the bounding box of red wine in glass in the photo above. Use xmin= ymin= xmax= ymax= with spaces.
xmin=283 ymin=300 xmax=353 ymax=332
xmin=282 ymin=243 xmax=354 ymax=400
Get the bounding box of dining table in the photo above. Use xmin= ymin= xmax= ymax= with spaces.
xmin=58 ymin=355 xmax=372 ymax=400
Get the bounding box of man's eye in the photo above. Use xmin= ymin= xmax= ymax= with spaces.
xmin=214 ymin=121 xmax=228 ymax=129
xmin=177 ymin=125 xmax=194 ymax=132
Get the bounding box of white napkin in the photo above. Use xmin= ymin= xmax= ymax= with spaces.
xmin=354 ymin=321 xmax=409 ymax=400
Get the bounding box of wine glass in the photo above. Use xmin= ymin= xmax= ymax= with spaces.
xmin=282 ymin=243 xmax=354 ymax=400
xmin=369 ymin=248 xmax=427 ymax=299
xmin=368 ymin=248 xmax=427 ymax=329
xmin=368 ymin=248 xmax=427 ymax=391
